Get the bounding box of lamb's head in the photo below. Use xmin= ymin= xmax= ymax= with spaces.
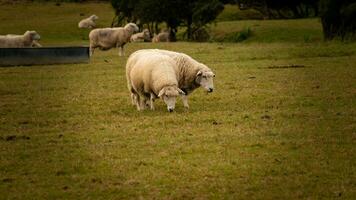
xmin=124 ymin=23 xmax=139 ymax=34
xmin=195 ymin=69 xmax=215 ymax=93
xmin=158 ymin=86 xmax=185 ymax=112
xmin=25 ymin=31 xmax=41 ymax=41
xmin=90 ymin=15 xmax=99 ymax=21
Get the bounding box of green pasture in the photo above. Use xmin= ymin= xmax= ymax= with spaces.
xmin=0 ymin=2 xmax=355 ymax=199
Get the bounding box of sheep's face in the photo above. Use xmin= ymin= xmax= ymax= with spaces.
xmin=26 ymin=31 xmax=41 ymax=41
xmin=158 ymin=86 xmax=185 ymax=112
xmin=91 ymin=15 xmax=99 ymax=20
xmin=125 ymin=23 xmax=139 ymax=34
xmin=196 ymin=70 xmax=215 ymax=93
xmin=143 ymin=29 xmax=151 ymax=40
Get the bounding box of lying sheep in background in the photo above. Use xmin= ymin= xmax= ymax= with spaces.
xmin=0 ymin=31 xmax=41 ymax=48
xmin=78 ymin=14 xmax=98 ymax=29
xmin=130 ymin=29 xmax=151 ymax=42
xmin=152 ymin=32 xmax=170 ymax=42
xmin=89 ymin=22 xmax=139 ymax=56
xmin=126 ymin=49 xmax=215 ymax=109
xmin=126 ymin=50 xmax=185 ymax=112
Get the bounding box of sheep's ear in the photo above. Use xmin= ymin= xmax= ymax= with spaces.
xmin=177 ymin=88 xmax=186 ymax=95
xmin=196 ymin=71 xmax=202 ymax=77
xmin=158 ymin=88 xmax=166 ymax=98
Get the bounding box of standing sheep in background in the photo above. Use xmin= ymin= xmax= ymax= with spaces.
xmin=126 ymin=50 xmax=185 ymax=112
xmin=89 ymin=23 xmax=139 ymax=56
xmin=78 ymin=14 xmax=99 ymax=29
xmin=152 ymin=32 xmax=170 ymax=42
xmin=130 ymin=29 xmax=151 ymax=42
xmin=131 ymin=49 xmax=215 ymax=109
xmin=0 ymin=31 xmax=41 ymax=48
xmin=6 ymin=34 xmax=42 ymax=47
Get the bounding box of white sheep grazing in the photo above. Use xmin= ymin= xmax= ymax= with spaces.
xmin=152 ymin=32 xmax=170 ymax=42
xmin=6 ymin=34 xmax=42 ymax=47
xmin=126 ymin=50 xmax=185 ymax=112
xmin=130 ymin=29 xmax=151 ymax=42
xmin=130 ymin=49 xmax=215 ymax=109
xmin=89 ymin=22 xmax=139 ymax=56
xmin=78 ymin=15 xmax=99 ymax=29
xmin=0 ymin=31 xmax=41 ymax=48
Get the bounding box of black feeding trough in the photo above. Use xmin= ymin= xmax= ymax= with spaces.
xmin=0 ymin=46 xmax=90 ymax=66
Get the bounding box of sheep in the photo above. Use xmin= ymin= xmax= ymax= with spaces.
xmin=78 ymin=14 xmax=98 ymax=29
xmin=152 ymin=32 xmax=170 ymax=42
xmin=89 ymin=22 xmax=139 ymax=56
xmin=130 ymin=29 xmax=151 ymax=42
xmin=6 ymin=34 xmax=42 ymax=47
xmin=0 ymin=31 xmax=41 ymax=48
xmin=129 ymin=49 xmax=215 ymax=109
xmin=126 ymin=50 xmax=185 ymax=112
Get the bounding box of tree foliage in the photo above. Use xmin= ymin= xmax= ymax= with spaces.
xmin=236 ymin=0 xmax=319 ymax=18
xmin=111 ymin=0 xmax=224 ymax=40
xmin=320 ymin=0 xmax=356 ymax=40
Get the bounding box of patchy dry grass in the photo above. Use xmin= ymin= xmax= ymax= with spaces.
xmin=0 ymin=2 xmax=356 ymax=200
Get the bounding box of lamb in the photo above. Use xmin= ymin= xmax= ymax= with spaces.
xmin=129 ymin=49 xmax=215 ymax=109
xmin=130 ymin=29 xmax=151 ymax=42
xmin=89 ymin=22 xmax=139 ymax=56
xmin=0 ymin=31 xmax=41 ymax=48
xmin=78 ymin=15 xmax=98 ymax=29
xmin=126 ymin=50 xmax=185 ymax=112
xmin=152 ymin=32 xmax=170 ymax=42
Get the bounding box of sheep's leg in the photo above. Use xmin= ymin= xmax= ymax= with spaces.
xmin=134 ymin=94 xmax=142 ymax=111
xmin=118 ymin=46 xmax=124 ymax=56
xmin=150 ymin=93 xmax=155 ymax=110
xmin=139 ymin=97 xmax=147 ymax=110
xmin=131 ymin=93 xmax=137 ymax=105
xmin=182 ymin=95 xmax=189 ymax=109
xmin=89 ymin=45 xmax=95 ymax=56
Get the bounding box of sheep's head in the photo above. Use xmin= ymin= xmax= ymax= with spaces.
xmin=158 ymin=86 xmax=185 ymax=112
xmin=90 ymin=15 xmax=99 ymax=21
xmin=195 ymin=69 xmax=215 ymax=93
xmin=143 ymin=29 xmax=151 ymax=41
xmin=124 ymin=23 xmax=139 ymax=34
xmin=25 ymin=31 xmax=41 ymax=41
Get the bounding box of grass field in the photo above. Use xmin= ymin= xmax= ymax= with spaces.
xmin=1 ymin=2 xmax=356 ymax=199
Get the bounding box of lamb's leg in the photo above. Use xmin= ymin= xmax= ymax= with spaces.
xmin=150 ymin=93 xmax=155 ymax=110
xmin=182 ymin=95 xmax=189 ymax=109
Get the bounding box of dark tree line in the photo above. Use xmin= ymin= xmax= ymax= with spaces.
xmin=111 ymin=0 xmax=225 ymax=40
xmin=236 ymin=0 xmax=356 ymax=40
xmin=110 ymin=0 xmax=355 ymax=41
xmin=236 ymin=0 xmax=319 ymax=18
xmin=320 ymin=0 xmax=356 ymax=40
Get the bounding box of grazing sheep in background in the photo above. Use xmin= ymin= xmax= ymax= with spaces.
xmin=89 ymin=22 xmax=139 ymax=56
xmin=130 ymin=29 xmax=151 ymax=42
xmin=126 ymin=50 xmax=185 ymax=112
xmin=130 ymin=49 xmax=215 ymax=109
xmin=0 ymin=31 xmax=41 ymax=48
xmin=78 ymin=14 xmax=98 ymax=29
xmin=6 ymin=34 xmax=42 ymax=47
xmin=152 ymin=32 xmax=170 ymax=42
